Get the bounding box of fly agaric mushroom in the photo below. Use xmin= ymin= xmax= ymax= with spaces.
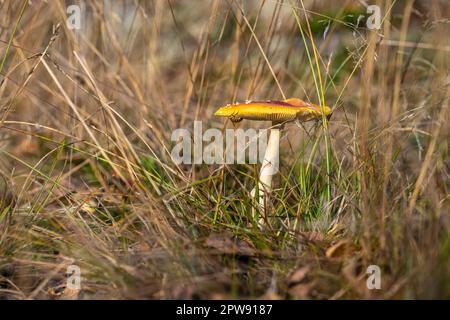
xmin=215 ymin=98 xmax=332 ymax=228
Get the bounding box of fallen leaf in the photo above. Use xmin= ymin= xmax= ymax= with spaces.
xmin=287 ymin=266 xmax=310 ymax=286
xmin=288 ymin=283 xmax=312 ymax=299
xmin=47 ymin=285 xmax=80 ymax=300
xmin=59 ymin=287 xmax=81 ymax=300
xmin=171 ymin=284 xmax=194 ymax=299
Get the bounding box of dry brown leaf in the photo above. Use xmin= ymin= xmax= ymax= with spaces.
xmin=287 ymin=266 xmax=310 ymax=286
xmin=171 ymin=284 xmax=194 ymax=299
xmin=59 ymin=287 xmax=81 ymax=300
xmin=288 ymin=283 xmax=312 ymax=299
xmin=47 ymin=285 xmax=80 ymax=300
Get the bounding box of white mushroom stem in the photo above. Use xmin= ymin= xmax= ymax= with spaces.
xmin=252 ymin=122 xmax=281 ymax=228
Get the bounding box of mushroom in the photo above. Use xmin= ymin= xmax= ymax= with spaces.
xmin=215 ymin=98 xmax=332 ymax=228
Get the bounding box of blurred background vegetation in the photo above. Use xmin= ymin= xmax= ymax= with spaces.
xmin=0 ymin=0 xmax=449 ymax=299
